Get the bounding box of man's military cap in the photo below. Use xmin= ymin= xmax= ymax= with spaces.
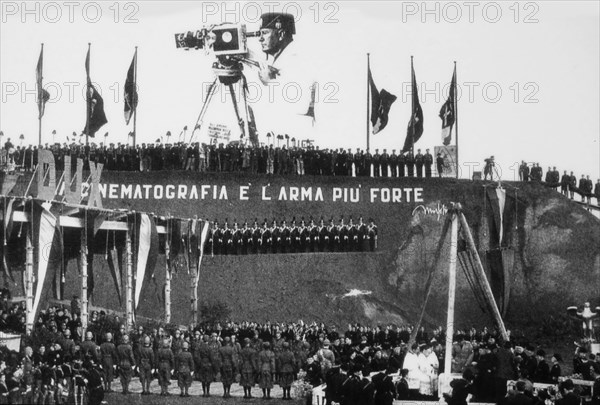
xmin=260 ymin=12 xmax=296 ymax=35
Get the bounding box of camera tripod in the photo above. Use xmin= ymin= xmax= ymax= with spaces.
xmin=190 ymin=60 xmax=254 ymax=145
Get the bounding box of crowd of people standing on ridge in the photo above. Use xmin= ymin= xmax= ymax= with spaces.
xmin=517 ymin=161 xmax=600 ymax=205
xmin=1 ymin=137 xmax=447 ymax=178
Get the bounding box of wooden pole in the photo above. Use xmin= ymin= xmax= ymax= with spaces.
xmin=80 ymin=219 xmax=88 ymax=334
xmin=458 ymin=210 xmax=509 ymax=341
xmin=191 ymin=268 xmax=198 ymax=325
xmin=444 ymin=211 xmax=459 ymax=376
xmin=25 ymin=225 xmax=34 ymax=335
xmin=38 ymin=43 xmax=44 ymax=147
xmin=454 ymin=62 xmax=459 ymax=179
xmin=132 ymin=47 xmax=138 ymax=147
xmin=366 ymin=53 xmax=370 ymax=153
xmin=125 ymin=226 xmax=134 ymax=332
xmin=164 ymin=222 xmax=171 ymax=324
xmin=85 ymin=43 xmax=91 ymax=147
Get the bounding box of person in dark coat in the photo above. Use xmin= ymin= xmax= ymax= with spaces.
xmin=156 ymin=338 xmax=174 ymax=396
xmin=503 ymin=380 xmax=533 ymax=405
xmin=239 ymin=338 xmax=258 ymax=399
xmin=550 ymin=353 xmax=562 ymax=383
xmin=396 ymin=368 xmax=410 ymax=400
xmin=99 ymin=332 xmax=118 ymax=392
xmin=277 ymin=342 xmax=297 ymax=400
xmin=340 ymin=365 xmax=363 ymax=405
xmin=82 ymin=360 xmax=104 ymax=405
xmin=117 ymin=334 xmax=135 ymax=395
xmin=444 ymin=369 xmax=474 ymax=405
xmin=138 ymin=335 xmax=155 ymax=395
xmin=556 ymin=379 xmax=580 ymax=405
xmin=534 ymin=349 xmax=550 ymax=383
xmin=372 ymin=368 xmax=396 ymax=405
xmin=258 ymin=342 xmax=276 ymax=399
xmin=175 ymin=341 xmax=194 ymax=397
xmin=219 ymin=336 xmax=236 ymax=398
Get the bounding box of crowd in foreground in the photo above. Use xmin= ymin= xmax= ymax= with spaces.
xmin=1 ymin=298 xmax=600 ymax=404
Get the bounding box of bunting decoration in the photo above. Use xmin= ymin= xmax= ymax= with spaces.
xmin=133 ymin=213 xmax=158 ymax=309
xmin=30 ymin=201 xmax=63 ymax=325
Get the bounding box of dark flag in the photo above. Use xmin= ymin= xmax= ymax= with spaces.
xmin=368 ymin=67 xmax=397 ymax=134
xmin=402 ymin=58 xmax=424 ymax=152
xmin=83 ymin=47 xmax=107 ymax=137
xmin=36 ymin=46 xmax=51 ymax=119
xmin=124 ymin=50 xmax=138 ymax=125
xmin=440 ymin=66 xmax=456 ymax=146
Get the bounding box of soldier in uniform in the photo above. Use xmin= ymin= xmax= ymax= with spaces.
xmin=232 ymin=221 xmax=243 ymax=255
xmin=299 ymin=218 xmax=311 ymax=253
xmin=210 ymin=220 xmax=222 ymax=255
xmin=568 ymin=171 xmax=577 ymax=199
xmin=318 ymin=218 xmax=329 ymax=252
xmin=424 ymin=149 xmax=434 ymax=178
xmin=271 ymin=220 xmax=282 ymax=254
xmin=260 ymin=219 xmax=272 ymax=254
xmin=381 ymin=149 xmax=390 ymax=177
xmin=220 ymin=337 xmax=236 ymax=398
xmin=364 ymin=149 xmax=373 ymax=177
xmin=398 ymin=152 xmax=406 ymax=177
xmin=196 ymin=335 xmax=216 ymax=397
xmin=405 ymin=151 xmax=415 ymax=177
xmin=242 ymin=221 xmax=253 ymax=255
xmin=290 ymin=218 xmax=300 ymax=253
xmin=280 ymin=219 xmax=292 ymax=253
xmin=80 ymin=331 xmax=99 ymax=364
xmin=436 ymin=153 xmax=444 ymax=178
xmin=372 ymin=149 xmax=381 ymax=177
xmin=175 ymin=341 xmax=194 ymax=397
xmin=222 ymin=220 xmax=232 ymax=255
xmin=99 ymin=332 xmax=117 ymax=392
xmin=83 ymin=359 xmax=105 ymax=405
xmin=348 ymin=217 xmax=358 ymax=251
xmin=368 ymin=219 xmax=378 ymax=252
xmin=138 ymin=335 xmax=155 ymax=395
xmin=415 ymin=149 xmax=424 ymax=178
xmin=157 ymin=338 xmax=174 ymax=396
xmin=309 ymin=218 xmax=320 ymax=253
xmin=258 ymin=342 xmax=276 ymax=399
xmin=117 ymin=334 xmax=135 ymax=395
xmin=277 ymin=342 xmax=297 ymax=400
xmin=560 ymin=170 xmax=570 ymax=196
xmin=390 ymin=150 xmax=399 ymax=177
xmin=252 ymin=219 xmax=262 ymax=254
xmin=338 ymin=217 xmax=349 ymax=252
xmin=240 ymin=337 xmax=258 ymax=399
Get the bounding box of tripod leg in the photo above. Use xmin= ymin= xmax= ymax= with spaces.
xmin=191 ymin=77 xmax=219 ymax=142
xmin=227 ymin=83 xmax=246 ymax=138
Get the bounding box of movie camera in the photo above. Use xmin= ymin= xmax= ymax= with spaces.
xmin=175 ymin=23 xmax=262 ymax=84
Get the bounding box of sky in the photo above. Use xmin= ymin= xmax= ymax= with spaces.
xmin=1 ymin=1 xmax=599 ymax=180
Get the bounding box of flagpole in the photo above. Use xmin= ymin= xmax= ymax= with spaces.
xmin=454 ymin=61 xmax=459 ymax=179
xmin=366 ymin=53 xmax=370 ymax=153
xmin=38 ymin=43 xmax=44 ymax=147
xmin=85 ymin=43 xmax=91 ymax=147
xmin=133 ymin=46 xmax=138 ymax=147
xmin=410 ymin=56 xmax=414 ymax=154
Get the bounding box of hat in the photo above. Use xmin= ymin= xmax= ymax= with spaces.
xmin=561 ymin=379 xmax=574 ymax=391
xmin=553 ymin=353 xmax=563 ymax=362
xmin=260 ymin=12 xmax=296 ymax=35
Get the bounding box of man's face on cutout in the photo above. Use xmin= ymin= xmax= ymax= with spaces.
xmin=259 ymin=28 xmax=282 ymax=55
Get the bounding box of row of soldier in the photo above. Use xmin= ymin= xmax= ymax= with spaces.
xmin=206 ymin=217 xmax=378 ymax=255
xmin=3 ymin=138 xmax=439 ymax=178
xmin=518 ymin=161 xmax=600 ymax=204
